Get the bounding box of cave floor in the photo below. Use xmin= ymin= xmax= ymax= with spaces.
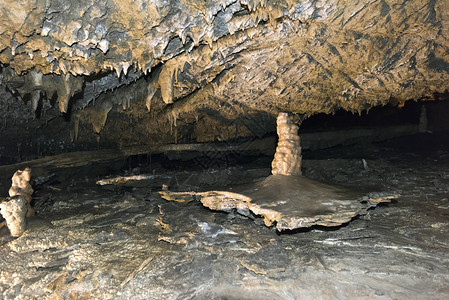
xmin=1 ymin=133 xmax=449 ymax=299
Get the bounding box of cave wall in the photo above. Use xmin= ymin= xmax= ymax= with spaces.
xmin=1 ymin=0 xmax=449 ymax=160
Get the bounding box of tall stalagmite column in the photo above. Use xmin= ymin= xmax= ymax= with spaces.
xmin=271 ymin=113 xmax=302 ymax=176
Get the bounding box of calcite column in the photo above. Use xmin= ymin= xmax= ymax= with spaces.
xmin=0 ymin=196 xmax=27 ymax=237
xmin=271 ymin=113 xmax=302 ymax=176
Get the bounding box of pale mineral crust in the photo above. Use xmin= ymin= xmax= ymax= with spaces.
xmin=272 ymin=113 xmax=302 ymax=176
xmin=0 ymin=195 xmax=27 ymax=237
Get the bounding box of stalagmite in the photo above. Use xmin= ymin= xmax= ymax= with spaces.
xmin=271 ymin=112 xmax=302 ymax=176
xmin=9 ymin=167 xmax=34 ymax=217
xmin=161 ymin=113 xmax=397 ymax=231
xmin=0 ymin=167 xmax=34 ymax=237
xmin=0 ymin=196 xmax=27 ymax=237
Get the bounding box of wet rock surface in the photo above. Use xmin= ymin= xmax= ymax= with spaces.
xmin=1 ymin=132 xmax=449 ymax=299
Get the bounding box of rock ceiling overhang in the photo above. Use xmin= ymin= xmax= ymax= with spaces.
xmin=0 ymin=0 xmax=448 ymax=118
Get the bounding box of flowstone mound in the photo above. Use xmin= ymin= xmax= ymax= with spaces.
xmin=160 ymin=113 xmax=398 ymax=231
xmin=160 ymin=176 xmax=397 ymax=231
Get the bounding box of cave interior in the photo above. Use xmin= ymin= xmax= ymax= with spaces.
xmin=1 ymin=0 xmax=449 ymax=298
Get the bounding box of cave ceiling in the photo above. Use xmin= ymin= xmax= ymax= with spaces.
xmin=0 ymin=0 xmax=449 ymax=147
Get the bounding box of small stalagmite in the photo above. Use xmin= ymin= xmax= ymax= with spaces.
xmin=0 ymin=167 xmax=34 ymax=237
xmin=0 ymin=196 xmax=27 ymax=237
xmin=271 ymin=112 xmax=302 ymax=176
xmin=8 ymin=167 xmax=35 ymax=217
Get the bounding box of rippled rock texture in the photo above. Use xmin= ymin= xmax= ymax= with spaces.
xmin=1 ymin=0 xmax=449 ymax=149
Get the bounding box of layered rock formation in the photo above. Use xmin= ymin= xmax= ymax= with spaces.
xmin=0 ymin=0 xmax=449 ymax=152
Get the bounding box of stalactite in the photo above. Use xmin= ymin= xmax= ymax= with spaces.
xmin=31 ymin=90 xmax=40 ymax=113
xmin=92 ymin=100 xmax=113 ymax=134
xmin=159 ymin=65 xmax=175 ymax=104
xmin=58 ymin=74 xmax=73 ymax=113
xmin=146 ymin=80 xmax=157 ymax=112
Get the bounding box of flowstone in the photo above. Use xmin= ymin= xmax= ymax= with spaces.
xmin=160 ymin=113 xmax=398 ymax=231
xmin=160 ymin=176 xmax=397 ymax=231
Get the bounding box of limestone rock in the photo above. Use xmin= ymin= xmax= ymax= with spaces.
xmin=159 ymin=109 xmax=396 ymax=231
xmin=0 ymin=196 xmax=27 ymax=237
